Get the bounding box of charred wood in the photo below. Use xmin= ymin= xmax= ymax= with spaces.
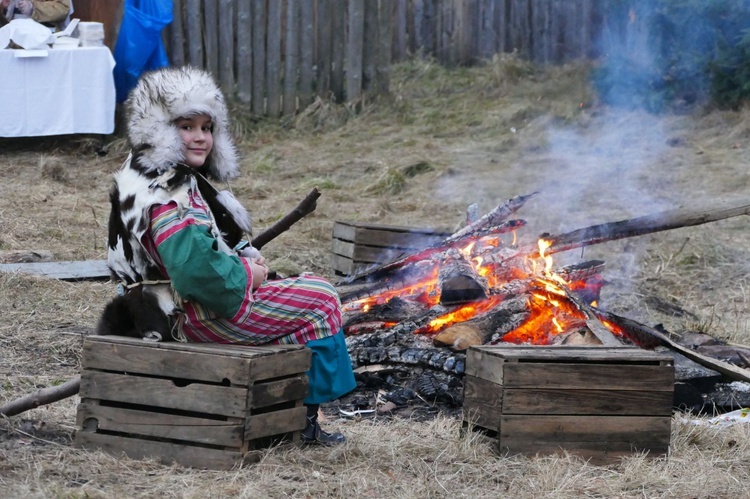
xmin=337 ymin=219 xmax=527 ymax=286
xmin=438 ymin=248 xmax=490 ymax=305
xmin=538 ymin=201 xmax=750 ymax=257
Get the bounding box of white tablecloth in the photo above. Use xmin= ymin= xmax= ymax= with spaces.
xmin=0 ymin=46 xmax=116 ymax=137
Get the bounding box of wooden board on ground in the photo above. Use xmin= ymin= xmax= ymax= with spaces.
xmin=0 ymin=260 xmax=110 ymax=281
xmin=75 ymin=335 xmax=311 ymax=470
xmin=462 ymin=345 xmax=675 ymax=464
xmin=332 ymin=221 xmax=452 ymax=275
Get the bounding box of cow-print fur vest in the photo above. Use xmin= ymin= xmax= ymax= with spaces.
xmin=97 ymin=67 xmax=252 ymax=340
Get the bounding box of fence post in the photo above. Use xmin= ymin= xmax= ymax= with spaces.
xmin=298 ymin=0 xmax=314 ymax=110
xmin=169 ymin=0 xmax=185 ymax=67
xmin=283 ymin=0 xmax=300 ymax=116
xmin=237 ymin=0 xmax=252 ymax=104
xmin=346 ymin=0 xmax=365 ymax=102
xmin=267 ymin=0 xmax=282 ymax=117
xmin=204 ymin=1 xmax=219 ymax=75
xmin=185 ymin=0 xmax=203 ymax=67
xmin=251 ymin=0 xmax=266 ymax=116
xmin=331 ymin=3 xmax=346 ymax=102
xmin=376 ymin=0 xmax=393 ymax=95
xmin=218 ymin=0 xmax=235 ymax=97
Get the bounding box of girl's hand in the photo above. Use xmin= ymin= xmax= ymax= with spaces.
xmin=251 ymin=260 xmax=269 ymax=290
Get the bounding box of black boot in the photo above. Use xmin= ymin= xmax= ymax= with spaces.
xmin=302 ymin=404 xmax=346 ymax=446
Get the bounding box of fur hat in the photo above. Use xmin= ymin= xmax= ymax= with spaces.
xmin=125 ymin=66 xmax=239 ymax=182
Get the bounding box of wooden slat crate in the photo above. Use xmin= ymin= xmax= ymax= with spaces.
xmin=75 ymin=335 xmax=311 ymax=470
xmin=332 ymin=221 xmax=452 ymax=275
xmin=463 ymin=346 xmax=675 ymax=463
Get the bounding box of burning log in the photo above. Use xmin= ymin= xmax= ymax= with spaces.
xmin=337 ymin=192 xmax=537 ymax=286
xmin=438 ymin=248 xmax=490 ymax=305
xmin=432 ymin=295 xmax=530 ymax=350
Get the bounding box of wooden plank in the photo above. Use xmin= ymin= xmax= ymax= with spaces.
xmin=236 ymin=0 xmax=252 ymax=104
xmin=462 ymin=375 xmax=503 ymax=430
xmin=76 ymin=403 xmax=243 ymax=448
xmin=83 ymin=337 xmax=308 ymax=384
xmin=0 ymin=260 xmax=110 ymax=281
xmin=502 ymin=388 xmax=674 ymax=416
xmin=246 ymin=348 xmax=311 ymax=381
xmin=298 ymin=0 xmax=314 ymax=109
xmin=82 ymin=337 xmax=264 ymax=385
xmin=472 ymin=345 xmax=673 ymax=363
xmin=331 ymin=239 xmax=412 ymax=264
xmin=499 ymin=415 xmax=671 ymax=448
xmin=283 ymin=0 xmax=300 ymax=116
xmin=218 ymin=0 xmax=235 ymax=97
xmin=251 ymin=0 xmax=267 ymax=115
xmin=346 ymin=0 xmax=364 ymax=101
xmin=331 ymin=253 xmax=355 ymax=275
xmin=465 ymin=346 xmax=507 ymax=384
xmin=75 ymin=431 xmax=241 ymax=470
xmin=249 ymin=375 xmax=309 ymax=409
xmin=245 ymin=406 xmax=306 ymax=440
xmin=266 ymin=0 xmax=282 ymax=117
xmin=204 ymin=0 xmax=219 ymax=76
xmin=502 ymin=363 xmax=675 ymax=391
xmin=80 ymin=371 xmax=249 ymax=418
xmin=332 ymin=221 xmax=451 ymax=247
xmin=185 ymin=0 xmax=203 ymax=67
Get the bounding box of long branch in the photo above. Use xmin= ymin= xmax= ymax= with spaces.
xmin=0 ymin=375 xmax=80 ymax=417
xmin=541 ymin=201 xmax=750 ymax=257
xmin=252 ymin=187 xmax=321 ymax=249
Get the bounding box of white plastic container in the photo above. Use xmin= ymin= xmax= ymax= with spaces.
xmin=77 ymin=21 xmax=104 ymax=47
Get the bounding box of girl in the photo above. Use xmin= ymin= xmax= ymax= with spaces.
xmin=100 ymin=66 xmax=355 ymax=445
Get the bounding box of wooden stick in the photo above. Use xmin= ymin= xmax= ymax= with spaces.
xmin=596 ymin=309 xmax=750 ymax=383
xmin=251 ymin=187 xmax=321 ymax=249
xmin=541 ymin=201 xmax=750 ymax=257
xmin=0 ymin=375 xmax=80 ymax=417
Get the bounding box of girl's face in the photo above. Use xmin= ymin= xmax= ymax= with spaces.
xmin=176 ymin=114 xmax=214 ymax=168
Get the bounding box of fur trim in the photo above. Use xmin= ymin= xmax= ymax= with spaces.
xmin=125 ymin=66 xmax=239 ymax=182
xmin=216 ymin=190 xmax=252 ymax=233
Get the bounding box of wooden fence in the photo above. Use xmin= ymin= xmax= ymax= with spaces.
xmin=166 ymin=0 xmax=615 ymax=117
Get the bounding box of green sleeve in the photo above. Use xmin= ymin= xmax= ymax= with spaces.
xmin=156 ymin=223 xmax=250 ymax=318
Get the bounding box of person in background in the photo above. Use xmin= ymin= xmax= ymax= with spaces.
xmin=99 ymin=66 xmax=356 ymax=446
xmin=1 ymin=0 xmax=71 ymax=28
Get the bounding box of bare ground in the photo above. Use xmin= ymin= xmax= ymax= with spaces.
xmin=2 ymin=57 xmax=750 ymax=497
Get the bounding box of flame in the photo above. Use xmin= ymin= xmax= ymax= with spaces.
xmin=345 ymin=233 xmax=606 ymax=345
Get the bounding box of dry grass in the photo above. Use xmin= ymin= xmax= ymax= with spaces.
xmin=2 ymin=55 xmax=750 ymax=497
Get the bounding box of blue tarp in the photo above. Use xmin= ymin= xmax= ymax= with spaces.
xmin=113 ymin=0 xmax=173 ymax=103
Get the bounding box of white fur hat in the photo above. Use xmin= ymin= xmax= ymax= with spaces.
xmin=125 ymin=66 xmax=239 ymax=182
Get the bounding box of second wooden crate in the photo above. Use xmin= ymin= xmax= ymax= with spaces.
xmin=332 ymin=221 xmax=452 ymax=275
xmin=75 ymin=335 xmax=311 ymax=470
xmin=463 ymin=346 xmax=675 ymax=463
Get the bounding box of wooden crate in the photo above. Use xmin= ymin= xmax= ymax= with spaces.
xmin=463 ymin=346 xmax=675 ymax=463
xmin=75 ymin=335 xmax=311 ymax=470
xmin=332 ymin=221 xmax=452 ymax=275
